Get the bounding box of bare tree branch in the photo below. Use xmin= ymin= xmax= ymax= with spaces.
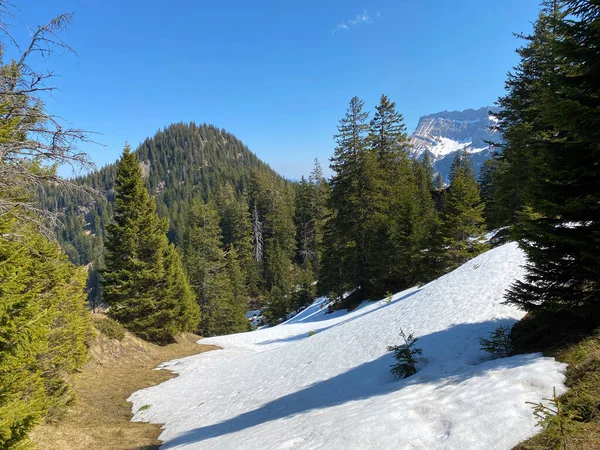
xmin=0 ymin=7 xmax=97 ymax=239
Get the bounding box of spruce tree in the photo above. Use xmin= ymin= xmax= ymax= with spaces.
xmin=216 ymin=185 xmax=260 ymax=296
xmin=224 ymin=246 xmax=251 ymax=333
xmin=322 ymin=96 xmax=379 ymax=298
xmin=501 ymin=0 xmax=600 ymax=320
xmin=183 ymin=199 xmax=248 ymax=336
xmin=102 ymin=145 xmax=196 ymax=343
xmin=0 ymin=217 xmax=93 ymax=448
xmin=440 ymin=151 xmax=487 ymax=270
xmin=183 ymin=199 xmax=227 ymax=336
xmin=421 ymin=152 xmax=436 ymax=192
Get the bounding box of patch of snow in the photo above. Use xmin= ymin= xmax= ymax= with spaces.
xmin=428 ymin=137 xmax=472 ymax=158
xmin=129 ymin=243 xmax=566 ymax=449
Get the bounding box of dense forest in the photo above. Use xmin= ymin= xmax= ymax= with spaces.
xmin=2 ymin=0 xmax=600 ymax=448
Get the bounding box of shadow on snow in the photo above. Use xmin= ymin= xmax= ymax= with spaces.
xmin=257 ymin=289 xmax=422 ymax=346
xmin=162 ymin=318 xmax=535 ymax=448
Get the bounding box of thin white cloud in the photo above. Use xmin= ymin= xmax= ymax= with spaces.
xmin=332 ymin=9 xmax=379 ymax=34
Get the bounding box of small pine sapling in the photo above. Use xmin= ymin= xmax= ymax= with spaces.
xmin=387 ymin=330 xmax=423 ymax=379
xmin=479 ymin=325 xmax=513 ymax=359
xmin=527 ymin=387 xmax=582 ymax=450
xmin=385 ymin=291 xmax=393 ymax=304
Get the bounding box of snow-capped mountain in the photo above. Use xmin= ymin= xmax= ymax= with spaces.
xmin=410 ymin=107 xmax=500 ymax=183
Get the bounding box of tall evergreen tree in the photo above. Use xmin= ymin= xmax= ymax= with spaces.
xmin=216 ymin=185 xmax=260 ymax=296
xmin=0 ymin=217 xmax=93 ymax=448
xmin=183 ymin=199 xmax=229 ymax=336
xmin=421 ymin=152 xmax=436 ymax=192
xmin=440 ymin=151 xmax=487 ymax=270
xmin=102 ymin=146 xmax=197 ymax=343
xmin=321 ymin=96 xmax=373 ymax=297
xmin=501 ymin=0 xmax=600 ymax=320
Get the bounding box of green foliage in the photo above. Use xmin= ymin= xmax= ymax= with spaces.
xmin=321 ymin=95 xmax=445 ymax=302
xmin=102 ymin=146 xmax=198 ymax=344
xmin=440 ymin=151 xmax=487 ymax=271
xmin=0 ymin=218 xmax=93 ymax=448
xmin=527 ymin=387 xmax=583 ymax=450
xmin=290 ymin=263 xmax=316 ymax=310
xmin=479 ymin=325 xmax=513 ymax=359
xmin=494 ymin=1 xmax=600 ymax=320
xmin=92 ymin=316 xmax=126 ymax=341
xmin=263 ymin=287 xmax=289 ymax=326
xmin=387 ymin=330 xmax=423 ymax=379
xmin=183 ymin=199 xmax=248 ymax=336
xmin=308 ymin=330 xmax=316 ymax=337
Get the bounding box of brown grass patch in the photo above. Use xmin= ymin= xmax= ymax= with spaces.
xmin=513 ymin=328 xmax=600 ymax=450
xmin=30 ymin=323 xmax=218 ymax=450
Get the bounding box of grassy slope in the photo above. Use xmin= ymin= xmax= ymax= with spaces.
xmin=512 ymin=315 xmax=600 ymax=450
xmin=30 ymin=319 xmax=218 ymax=450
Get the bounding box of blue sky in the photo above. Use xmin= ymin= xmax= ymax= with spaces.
xmin=16 ymin=0 xmax=540 ymax=179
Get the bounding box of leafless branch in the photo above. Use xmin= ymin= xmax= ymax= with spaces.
xmin=0 ymin=8 xmax=97 ymax=239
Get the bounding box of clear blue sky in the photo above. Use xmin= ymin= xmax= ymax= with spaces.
xmin=16 ymin=0 xmax=540 ymax=179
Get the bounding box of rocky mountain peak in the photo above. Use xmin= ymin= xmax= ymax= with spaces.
xmin=409 ymin=106 xmax=501 ymax=183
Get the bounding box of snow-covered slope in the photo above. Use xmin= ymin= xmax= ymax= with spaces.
xmin=129 ymin=243 xmax=566 ymax=450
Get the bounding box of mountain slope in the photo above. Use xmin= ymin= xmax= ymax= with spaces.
xmin=39 ymin=122 xmax=288 ymax=265
xmin=129 ymin=243 xmax=566 ymax=450
xmin=410 ymin=107 xmax=500 ymax=183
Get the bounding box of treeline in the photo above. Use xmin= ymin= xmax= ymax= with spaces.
xmin=94 ymin=94 xmax=490 ymax=340
xmin=319 ymin=95 xmax=486 ymax=303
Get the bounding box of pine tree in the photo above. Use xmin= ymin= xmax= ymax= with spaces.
xmin=216 ymin=185 xmax=260 ymax=296
xmin=251 ymin=202 xmax=263 ymax=265
xmin=440 ymin=151 xmax=487 ymax=270
xmin=0 ymin=217 xmax=93 ymax=448
xmin=421 ymin=152 xmax=436 ymax=192
xmin=501 ymin=1 xmax=600 ymax=320
xmin=164 ymin=244 xmax=200 ymax=332
xmin=435 ymin=173 xmax=445 ymax=190
xmin=183 ymin=199 xmax=228 ymax=336
xmin=409 ymin=159 xmax=445 ymax=282
xmin=102 ymin=145 xmax=195 ymax=343
xmin=322 ymin=96 xmax=385 ymax=298
xmin=224 ymin=246 xmax=250 ymax=333
xmin=308 ymin=158 xmax=330 ymax=276
xmin=369 ymin=94 xmax=409 ymax=165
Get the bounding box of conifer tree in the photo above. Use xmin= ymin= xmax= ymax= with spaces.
xmin=500 ymin=0 xmax=600 ymax=320
xmin=308 ymin=158 xmax=330 ymax=275
xmin=440 ymin=151 xmax=487 ymax=270
xmin=421 ymin=152 xmax=436 ymax=192
xmin=0 ymin=217 xmax=93 ymax=448
xmin=183 ymin=199 xmax=228 ymax=336
xmin=102 ymin=145 xmax=196 ymax=343
xmin=184 ymin=199 xmax=249 ymax=336
xmin=322 ymin=97 xmax=361 ymax=295
xmin=224 ymin=246 xmax=251 ymax=333
xmin=251 ymin=202 xmax=263 ymax=265
xmin=409 ymin=159 xmax=445 ymax=282
xmin=216 ymin=185 xmax=260 ymax=296
xmin=435 ymin=173 xmax=445 ymax=190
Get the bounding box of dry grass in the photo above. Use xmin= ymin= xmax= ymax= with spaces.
xmin=514 ymin=329 xmax=600 ymax=450
xmin=30 ymin=323 xmax=218 ymax=450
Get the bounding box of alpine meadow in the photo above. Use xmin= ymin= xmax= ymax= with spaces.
xmin=2 ymin=1 xmax=600 ymax=449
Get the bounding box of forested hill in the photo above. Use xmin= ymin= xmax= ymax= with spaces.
xmin=39 ymin=122 xmax=289 ymax=266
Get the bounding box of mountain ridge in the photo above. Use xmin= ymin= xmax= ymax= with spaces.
xmin=409 ymin=106 xmax=501 ymax=183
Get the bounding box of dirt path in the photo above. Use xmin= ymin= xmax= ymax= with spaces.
xmin=30 ymin=331 xmax=218 ymax=450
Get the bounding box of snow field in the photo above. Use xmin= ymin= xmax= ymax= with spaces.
xmin=129 ymin=242 xmax=567 ymax=449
